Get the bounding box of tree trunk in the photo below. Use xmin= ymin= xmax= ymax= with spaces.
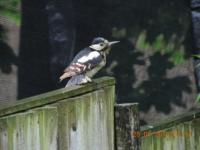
xmin=46 ymin=0 xmax=75 ymax=87
xmin=18 ymin=0 xmax=75 ymax=99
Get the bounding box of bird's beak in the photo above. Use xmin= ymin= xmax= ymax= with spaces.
xmin=109 ymin=41 xmax=120 ymax=46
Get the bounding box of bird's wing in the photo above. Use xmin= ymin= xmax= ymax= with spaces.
xmin=59 ymin=51 xmax=102 ymax=81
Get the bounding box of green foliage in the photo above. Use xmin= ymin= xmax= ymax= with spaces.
xmin=193 ymin=54 xmax=200 ymax=68
xmin=193 ymin=54 xmax=200 ymax=59
xmin=0 ymin=0 xmax=21 ymax=26
xmin=169 ymin=46 xmax=185 ymax=65
xmin=152 ymin=34 xmax=166 ymax=52
xmin=196 ymin=94 xmax=200 ymax=102
xmin=136 ymin=31 xmax=186 ymax=65
xmin=136 ymin=31 xmax=151 ymax=51
xmin=165 ymin=40 xmax=175 ymax=53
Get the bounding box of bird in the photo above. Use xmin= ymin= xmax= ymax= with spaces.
xmin=59 ymin=37 xmax=119 ymax=87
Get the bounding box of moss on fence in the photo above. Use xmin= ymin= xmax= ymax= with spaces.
xmin=0 ymin=77 xmax=115 ymax=150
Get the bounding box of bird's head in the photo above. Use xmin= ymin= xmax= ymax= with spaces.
xmin=89 ymin=37 xmax=119 ymax=53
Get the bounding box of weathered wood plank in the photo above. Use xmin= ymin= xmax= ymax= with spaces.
xmin=0 ymin=77 xmax=115 ymax=150
xmin=141 ymin=112 xmax=200 ymax=150
xmin=114 ymin=103 xmax=140 ymax=150
xmin=0 ymin=77 xmax=115 ymax=118
xmin=57 ymin=86 xmax=115 ymax=150
xmin=141 ymin=108 xmax=200 ymax=132
xmin=192 ymin=119 xmax=200 ymax=150
xmin=0 ymin=107 xmax=58 ymax=150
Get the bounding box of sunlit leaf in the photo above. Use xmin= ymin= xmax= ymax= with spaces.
xmin=0 ymin=9 xmax=20 ymax=26
xmin=152 ymin=34 xmax=166 ymax=51
xmin=192 ymin=54 xmax=200 ymax=59
xmin=170 ymin=46 xmax=185 ymax=65
xmin=0 ymin=0 xmax=21 ymax=26
xmin=196 ymin=93 xmax=200 ymax=102
xmin=136 ymin=31 xmax=148 ymax=51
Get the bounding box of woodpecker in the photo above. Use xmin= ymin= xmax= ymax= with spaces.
xmin=59 ymin=37 xmax=119 ymax=87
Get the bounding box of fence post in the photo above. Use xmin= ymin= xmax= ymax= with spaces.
xmin=115 ymin=103 xmax=140 ymax=150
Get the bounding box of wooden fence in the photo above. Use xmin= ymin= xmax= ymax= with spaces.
xmin=3 ymin=75 xmax=200 ymax=150
xmin=141 ymin=109 xmax=200 ymax=150
xmin=0 ymin=77 xmax=115 ymax=150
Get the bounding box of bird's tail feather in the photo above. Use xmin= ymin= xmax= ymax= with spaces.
xmin=59 ymin=73 xmax=70 ymax=82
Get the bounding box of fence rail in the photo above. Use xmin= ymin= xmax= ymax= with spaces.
xmin=141 ymin=109 xmax=200 ymax=150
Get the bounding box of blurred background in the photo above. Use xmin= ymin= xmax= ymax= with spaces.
xmin=0 ymin=0 xmax=200 ymax=125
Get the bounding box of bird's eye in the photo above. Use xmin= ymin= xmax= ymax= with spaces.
xmin=100 ymin=43 xmax=104 ymax=46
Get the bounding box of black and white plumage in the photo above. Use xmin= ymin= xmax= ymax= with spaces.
xmin=59 ymin=37 xmax=119 ymax=87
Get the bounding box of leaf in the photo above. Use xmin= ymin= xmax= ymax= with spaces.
xmin=152 ymin=34 xmax=165 ymax=51
xmin=169 ymin=46 xmax=185 ymax=65
xmin=192 ymin=54 xmax=200 ymax=59
xmin=0 ymin=9 xmax=21 ymax=26
xmin=0 ymin=0 xmax=21 ymax=26
xmin=196 ymin=93 xmax=200 ymax=102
